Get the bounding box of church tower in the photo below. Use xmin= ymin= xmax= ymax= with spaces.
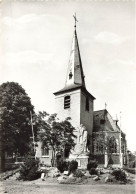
xmin=54 ymin=16 xmax=95 ymax=137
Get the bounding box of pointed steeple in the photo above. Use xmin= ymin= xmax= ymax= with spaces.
xmin=65 ymin=28 xmax=86 ymax=88
xmin=54 ymin=15 xmax=95 ymax=100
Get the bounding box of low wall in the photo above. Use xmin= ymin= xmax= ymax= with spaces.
xmin=109 ymin=154 xmax=120 ymax=165
xmin=92 ymin=154 xmax=121 ymax=167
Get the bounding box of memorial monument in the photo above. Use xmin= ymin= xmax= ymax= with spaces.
xmin=69 ymin=124 xmax=89 ymax=168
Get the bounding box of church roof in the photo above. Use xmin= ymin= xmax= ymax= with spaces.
xmin=53 ymin=83 xmax=95 ymax=99
xmin=93 ymin=109 xmax=121 ymax=133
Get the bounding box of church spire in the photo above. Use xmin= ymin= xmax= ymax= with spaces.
xmin=65 ymin=14 xmax=86 ymax=88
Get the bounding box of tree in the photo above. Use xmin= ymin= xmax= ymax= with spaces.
xmin=0 ymin=82 xmax=35 ymax=159
xmin=37 ymin=112 xmax=76 ymax=166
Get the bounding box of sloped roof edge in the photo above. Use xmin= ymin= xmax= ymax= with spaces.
xmin=53 ymin=84 xmax=95 ymax=100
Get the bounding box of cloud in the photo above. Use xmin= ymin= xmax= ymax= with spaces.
xmin=1 ymin=50 xmax=56 ymax=75
xmin=0 ymin=50 xmax=64 ymax=88
xmin=1 ymin=13 xmax=66 ymax=53
xmin=2 ymin=14 xmax=64 ymax=26
xmin=94 ymin=31 xmax=129 ymax=44
xmin=2 ymin=14 xmax=37 ymax=25
xmin=3 ymin=50 xmax=53 ymax=65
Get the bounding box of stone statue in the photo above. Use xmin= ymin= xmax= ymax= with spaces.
xmin=83 ymin=130 xmax=87 ymax=152
xmin=69 ymin=124 xmax=89 ymax=169
xmin=77 ymin=124 xmax=88 ymax=153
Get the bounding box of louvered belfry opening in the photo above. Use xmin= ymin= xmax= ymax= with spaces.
xmin=64 ymin=95 xmax=71 ymax=109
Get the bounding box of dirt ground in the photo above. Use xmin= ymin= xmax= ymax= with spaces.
xmin=0 ymin=176 xmax=135 ymax=194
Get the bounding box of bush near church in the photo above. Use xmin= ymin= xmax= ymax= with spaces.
xmin=68 ymin=160 xmax=78 ymax=174
xmin=111 ymin=169 xmax=127 ymax=183
xmin=89 ymin=168 xmax=98 ymax=175
xmin=57 ymin=159 xmax=69 ymax=173
xmin=18 ymin=158 xmax=41 ymax=181
xmin=87 ymin=160 xmax=98 ymax=170
xmin=73 ymin=169 xmax=84 ymax=178
xmin=87 ymin=160 xmax=98 ymax=175
xmin=57 ymin=160 xmax=84 ymax=178
xmin=57 ymin=160 xmax=78 ymax=174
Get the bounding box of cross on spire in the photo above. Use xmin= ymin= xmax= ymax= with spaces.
xmin=73 ymin=13 xmax=78 ymax=28
xmin=105 ymin=102 xmax=107 ymax=110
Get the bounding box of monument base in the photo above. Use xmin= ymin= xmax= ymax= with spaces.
xmin=68 ymin=154 xmax=89 ymax=169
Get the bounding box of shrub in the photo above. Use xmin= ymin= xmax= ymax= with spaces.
xmin=73 ymin=169 xmax=84 ymax=178
xmin=89 ymin=168 xmax=98 ymax=175
xmin=68 ymin=160 xmax=78 ymax=174
xmin=19 ymin=158 xmax=41 ymax=181
xmin=57 ymin=160 xmax=69 ymax=173
xmin=111 ymin=169 xmax=127 ymax=183
xmin=87 ymin=160 xmax=98 ymax=171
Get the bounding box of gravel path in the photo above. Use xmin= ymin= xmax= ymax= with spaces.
xmin=0 ymin=178 xmax=135 ymax=194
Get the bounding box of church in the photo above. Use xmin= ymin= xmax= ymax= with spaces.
xmin=36 ymin=17 xmax=127 ymax=168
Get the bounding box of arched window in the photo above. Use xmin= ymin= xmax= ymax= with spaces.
xmin=95 ymin=141 xmax=104 ymax=154
xmin=64 ymin=95 xmax=70 ymax=109
xmin=109 ymin=137 xmax=117 ymax=153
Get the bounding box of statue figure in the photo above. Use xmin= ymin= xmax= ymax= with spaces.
xmin=83 ymin=129 xmax=87 ymax=152
xmin=77 ymin=124 xmax=88 ymax=153
xmin=69 ymin=124 xmax=89 ymax=167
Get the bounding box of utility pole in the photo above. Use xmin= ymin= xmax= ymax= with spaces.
xmin=30 ymin=111 xmax=36 ymax=159
xmin=119 ymin=111 xmax=122 ymax=168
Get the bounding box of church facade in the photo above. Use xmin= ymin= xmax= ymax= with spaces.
xmin=36 ymin=22 xmax=127 ymax=168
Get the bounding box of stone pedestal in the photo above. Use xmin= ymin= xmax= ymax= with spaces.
xmin=68 ymin=125 xmax=89 ymax=169
xmin=69 ymin=153 xmax=89 ymax=169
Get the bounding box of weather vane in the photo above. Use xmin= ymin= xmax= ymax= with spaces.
xmin=73 ymin=13 xmax=78 ymax=28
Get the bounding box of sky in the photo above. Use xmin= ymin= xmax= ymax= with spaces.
xmin=0 ymin=0 xmax=135 ymax=152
